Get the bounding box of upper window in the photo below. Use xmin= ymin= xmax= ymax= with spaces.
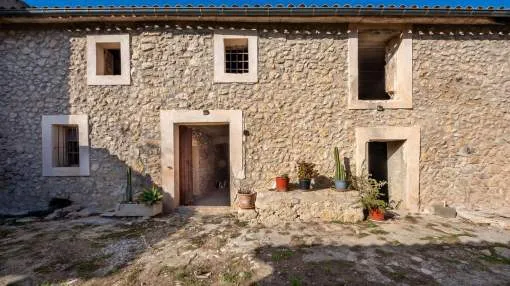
xmin=224 ymin=38 xmax=249 ymax=74
xmin=87 ymin=35 xmax=130 ymax=85
xmin=214 ymin=30 xmax=258 ymax=83
xmin=348 ymin=24 xmax=413 ymax=109
xmin=42 ymin=115 xmax=89 ymax=176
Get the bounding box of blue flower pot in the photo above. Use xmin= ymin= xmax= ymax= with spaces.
xmin=335 ymin=180 xmax=347 ymax=190
xmin=299 ymin=179 xmax=311 ymax=190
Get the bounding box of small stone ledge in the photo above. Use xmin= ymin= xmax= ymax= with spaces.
xmin=239 ymin=189 xmax=363 ymax=225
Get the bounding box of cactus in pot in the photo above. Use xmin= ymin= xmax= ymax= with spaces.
xmin=334 ymin=147 xmax=347 ymax=190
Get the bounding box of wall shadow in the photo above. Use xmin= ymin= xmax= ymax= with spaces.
xmin=253 ymin=240 xmax=510 ymax=285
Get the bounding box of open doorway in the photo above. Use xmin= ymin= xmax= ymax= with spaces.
xmin=178 ymin=124 xmax=230 ymax=206
xmin=368 ymin=140 xmax=407 ymax=207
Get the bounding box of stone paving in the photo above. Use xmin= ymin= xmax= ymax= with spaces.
xmin=1 ymin=211 xmax=509 ymax=285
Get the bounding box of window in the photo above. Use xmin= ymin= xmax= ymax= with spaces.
xmin=53 ymin=125 xmax=80 ymax=167
xmin=224 ymin=39 xmax=249 ymax=74
xmin=214 ymin=30 xmax=258 ymax=83
xmin=87 ymin=35 xmax=130 ymax=85
xmin=348 ymin=24 xmax=413 ymax=109
xmin=42 ymin=115 xmax=89 ymax=176
xmin=96 ymin=42 xmax=121 ymax=76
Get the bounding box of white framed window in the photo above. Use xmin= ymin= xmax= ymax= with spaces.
xmin=348 ymin=24 xmax=413 ymax=109
xmin=87 ymin=34 xmax=130 ymax=85
xmin=213 ymin=30 xmax=258 ymax=83
xmin=42 ymin=115 xmax=90 ymax=176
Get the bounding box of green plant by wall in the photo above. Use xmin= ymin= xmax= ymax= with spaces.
xmin=350 ymin=169 xmax=387 ymax=211
xmin=296 ymin=161 xmax=319 ymax=180
xmin=139 ymin=185 xmax=163 ymax=205
xmin=333 ymin=147 xmax=346 ymax=181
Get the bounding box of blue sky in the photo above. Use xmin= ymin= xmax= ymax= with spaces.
xmin=23 ymin=0 xmax=510 ymax=7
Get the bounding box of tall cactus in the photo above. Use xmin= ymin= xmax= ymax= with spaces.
xmin=126 ymin=167 xmax=133 ymax=202
xmin=334 ymin=147 xmax=346 ymax=181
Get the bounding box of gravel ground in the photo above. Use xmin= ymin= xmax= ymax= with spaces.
xmin=0 ymin=211 xmax=509 ymax=285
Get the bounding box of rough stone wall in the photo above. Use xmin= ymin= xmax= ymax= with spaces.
xmin=0 ymin=23 xmax=508 ymax=214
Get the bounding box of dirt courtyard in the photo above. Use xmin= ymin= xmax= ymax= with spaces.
xmin=1 ymin=209 xmax=509 ymax=286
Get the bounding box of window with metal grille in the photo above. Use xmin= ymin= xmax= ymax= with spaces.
xmin=53 ymin=125 xmax=80 ymax=167
xmin=224 ymin=38 xmax=249 ymax=74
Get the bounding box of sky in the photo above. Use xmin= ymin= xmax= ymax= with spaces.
xmin=22 ymin=0 xmax=510 ymax=8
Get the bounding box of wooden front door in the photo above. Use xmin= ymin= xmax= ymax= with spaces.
xmin=179 ymin=126 xmax=193 ymax=205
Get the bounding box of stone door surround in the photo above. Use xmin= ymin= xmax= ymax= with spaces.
xmin=160 ymin=110 xmax=244 ymax=212
xmin=355 ymin=126 xmax=420 ymax=212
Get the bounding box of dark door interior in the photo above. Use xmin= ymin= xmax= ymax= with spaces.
xmin=368 ymin=141 xmax=389 ymax=203
xmin=179 ymin=126 xmax=193 ymax=205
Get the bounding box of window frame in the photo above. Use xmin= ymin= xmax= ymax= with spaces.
xmin=348 ymin=24 xmax=413 ymax=110
xmin=213 ymin=30 xmax=258 ymax=83
xmin=42 ymin=115 xmax=90 ymax=176
xmin=87 ymin=34 xmax=130 ymax=85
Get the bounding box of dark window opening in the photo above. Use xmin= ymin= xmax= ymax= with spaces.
xmin=358 ymin=30 xmax=400 ymax=100
xmin=96 ymin=42 xmax=121 ymax=76
xmin=54 ymin=125 xmax=79 ymax=167
xmin=224 ymin=38 xmax=249 ymax=74
xmin=105 ymin=49 xmax=121 ymax=75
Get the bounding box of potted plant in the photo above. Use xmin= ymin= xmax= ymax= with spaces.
xmin=296 ymin=161 xmax=319 ymax=190
xmin=114 ymin=168 xmax=163 ymax=217
xmin=333 ymin=147 xmax=347 ymax=190
xmin=275 ymin=174 xmax=289 ymax=192
xmin=350 ymin=171 xmax=387 ymax=221
xmin=237 ymin=185 xmax=257 ymax=209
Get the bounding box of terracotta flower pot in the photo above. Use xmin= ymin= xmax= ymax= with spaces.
xmin=237 ymin=192 xmax=257 ymax=209
xmin=275 ymin=177 xmax=289 ymax=192
xmin=369 ymin=208 xmax=385 ymax=221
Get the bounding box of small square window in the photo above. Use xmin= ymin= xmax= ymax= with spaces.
xmin=224 ymin=38 xmax=249 ymax=74
xmin=87 ymin=35 xmax=130 ymax=85
xmin=42 ymin=115 xmax=89 ymax=176
xmin=214 ymin=31 xmax=258 ymax=83
xmin=96 ymin=42 xmax=121 ymax=76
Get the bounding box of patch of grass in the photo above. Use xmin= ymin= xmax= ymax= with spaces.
xmin=233 ymin=219 xmax=248 ymax=227
xmin=369 ymin=228 xmax=390 ymax=235
xmin=290 ymin=276 xmax=303 ymax=286
xmin=71 ymin=254 xmax=112 ymax=278
xmin=74 ymin=259 xmax=103 ymax=277
xmin=364 ymin=221 xmax=379 ymax=228
xmin=480 ymin=248 xmax=510 ymax=265
xmin=271 ymin=248 xmax=295 ymax=261
xmin=99 ymin=229 xmax=142 ymax=240
xmin=34 ymin=264 xmax=55 ymax=274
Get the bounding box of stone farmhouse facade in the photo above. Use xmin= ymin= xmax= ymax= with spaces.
xmin=0 ymin=3 xmax=509 ymax=215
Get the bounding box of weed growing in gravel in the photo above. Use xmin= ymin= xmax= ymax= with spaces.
xmin=272 ymin=248 xmax=295 ymax=261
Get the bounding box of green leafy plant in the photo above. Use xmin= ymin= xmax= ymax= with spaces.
xmin=279 ymin=173 xmax=289 ymax=178
xmin=349 ymin=170 xmax=387 ymax=211
xmin=333 ymin=147 xmax=346 ymax=181
xmin=296 ymin=161 xmax=319 ymax=180
xmin=138 ymin=185 xmax=163 ymax=205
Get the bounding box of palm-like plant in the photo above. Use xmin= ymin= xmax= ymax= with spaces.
xmin=139 ymin=185 xmax=163 ymax=205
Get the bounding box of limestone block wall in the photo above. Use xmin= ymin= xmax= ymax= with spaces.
xmin=0 ymin=23 xmax=508 ymax=214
